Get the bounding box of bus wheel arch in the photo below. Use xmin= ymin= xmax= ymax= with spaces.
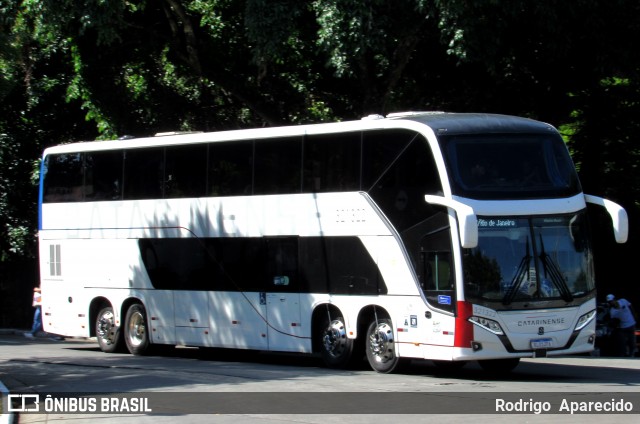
xmin=122 ymin=300 xmax=151 ymax=355
xmin=93 ymin=299 xmax=124 ymax=353
xmin=312 ymin=304 xmax=355 ymax=368
xmin=360 ymin=306 xmax=404 ymax=373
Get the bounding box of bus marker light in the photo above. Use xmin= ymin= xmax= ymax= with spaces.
xmin=469 ymin=316 xmax=504 ymax=336
xmin=574 ymin=309 xmax=596 ymax=331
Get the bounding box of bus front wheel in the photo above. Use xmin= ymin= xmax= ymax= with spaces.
xmin=96 ymin=306 xmax=123 ymax=353
xmin=319 ymin=316 xmax=354 ymax=368
xmin=124 ymin=303 xmax=150 ymax=355
xmin=365 ymin=318 xmax=403 ymax=373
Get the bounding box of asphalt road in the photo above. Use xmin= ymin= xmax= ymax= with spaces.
xmin=1 ymin=333 xmax=639 ymax=423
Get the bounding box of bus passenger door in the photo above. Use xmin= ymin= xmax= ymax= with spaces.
xmin=418 ymin=227 xmax=458 ymax=357
xmin=264 ymin=238 xmax=305 ymax=352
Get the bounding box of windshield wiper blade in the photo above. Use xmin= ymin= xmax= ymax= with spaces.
xmin=538 ymin=235 xmax=574 ymax=302
xmin=503 ymin=238 xmax=532 ymax=305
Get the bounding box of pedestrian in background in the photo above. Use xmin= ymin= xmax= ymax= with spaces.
xmin=24 ymin=286 xmax=42 ymax=338
xmin=607 ymin=294 xmax=637 ymax=357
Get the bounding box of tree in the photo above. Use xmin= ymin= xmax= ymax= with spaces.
xmin=1 ymin=0 xmax=640 ymax=325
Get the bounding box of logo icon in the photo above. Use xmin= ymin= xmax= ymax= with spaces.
xmin=538 ymin=326 xmax=545 ymax=335
xmin=8 ymin=394 xmax=40 ymax=412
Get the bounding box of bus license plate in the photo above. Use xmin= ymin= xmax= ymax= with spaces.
xmin=531 ymin=338 xmax=553 ymax=349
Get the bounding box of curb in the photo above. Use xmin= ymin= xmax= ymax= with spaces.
xmin=0 ymin=329 xmax=93 ymax=341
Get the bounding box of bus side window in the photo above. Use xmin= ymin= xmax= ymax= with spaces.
xmin=303 ymin=133 xmax=361 ymax=192
xmin=266 ymin=238 xmax=298 ymax=292
xmin=420 ymin=228 xmax=455 ymax=313
xmin=254 ymin=137 xmax=303 ymax=195
xmin=123 ymin=148 xmax=164 ymax=200
xmin=165 ymin=144 xmax=207 ymax=198
xmin=364 ymin=130 xmax=443 ymax=233
xmin=423 ymin=251 xmax=453 ymax=291
xmin=85 ymin=150 xmax=123 ymax=201
xmin=208 ymin=142 xmax=253 ymax=196
xmin=43 ymin=153 xmax=84 ymax=202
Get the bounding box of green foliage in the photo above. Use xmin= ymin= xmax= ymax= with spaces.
xmin=0 ymin=0 xmax=639 ymax=294
xmin=565 ymin=76 xmax=640 ymax=207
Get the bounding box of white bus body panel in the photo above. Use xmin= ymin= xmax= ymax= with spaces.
xmin=40 ymin=193 xmax=394 ymax=240
xmin=39 ymin=191 xmax=415 ymax=349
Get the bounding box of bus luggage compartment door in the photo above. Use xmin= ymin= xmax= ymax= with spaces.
xmin=265 ymin=291 xmax=304 ymax=352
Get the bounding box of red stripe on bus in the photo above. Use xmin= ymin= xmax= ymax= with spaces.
xmin=454 ymin=301 xmax=474 ymax=348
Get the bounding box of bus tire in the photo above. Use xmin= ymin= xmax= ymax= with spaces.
xmin=365 ymin=318 xmax=403 ymax=373
xmin=319 ymin=316 xmax=354 ymax=368
xmin=478 ymin=358 xmax=520 ymax=374
xmin=124 ymin=303 xmax=150 ymax=355
xmin=96 ymin=306 xmax=124 ymax=353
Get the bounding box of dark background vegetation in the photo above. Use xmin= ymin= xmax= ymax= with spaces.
xmin=1 ymin=1 xmax=639 ymax=329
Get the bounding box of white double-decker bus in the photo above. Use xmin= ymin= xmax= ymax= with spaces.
xmin=38 ymin=112 xmax=628 ymax=373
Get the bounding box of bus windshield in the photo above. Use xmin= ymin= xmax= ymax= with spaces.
xmin=463 ymin=212 xmax=594 ymax=306
xmin=439 ymin=133 xmax=581 ymax=199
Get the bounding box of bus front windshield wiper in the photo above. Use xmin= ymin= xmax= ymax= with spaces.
xmin=538 ymin=235 xmax=573 ymax=302
xmin=503 ymin=238 xmax=532 ymax=305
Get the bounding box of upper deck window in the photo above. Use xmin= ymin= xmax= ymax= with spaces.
xmin=439 ymin=134 xmax=581 ymax=200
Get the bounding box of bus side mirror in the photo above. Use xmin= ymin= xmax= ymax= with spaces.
xmin=584 ymin=195 xmax=628 ymax=244
xmin=425 ymin=195 xmax=478 ymax=248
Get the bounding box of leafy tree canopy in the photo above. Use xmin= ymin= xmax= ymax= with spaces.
xmin=1 ymin=1 xmax=639 ymax=300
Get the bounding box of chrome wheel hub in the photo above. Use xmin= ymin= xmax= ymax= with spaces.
xmin=368 ymin=322 xmax=395 ymax=363
xmin=127 ymin=311 xmax=145 ymax=347
xmin=323 ymin=319 xmax=347 ymax=358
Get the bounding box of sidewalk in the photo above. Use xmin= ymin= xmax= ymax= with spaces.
xmin=0 ymin=328 xmax=67 ymax=339
xmin=0 ymin=328 xmax=69 ymax=423
xmin=1 ymin=330 xmax=23 ymax=423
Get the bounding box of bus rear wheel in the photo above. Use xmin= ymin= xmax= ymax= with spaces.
xmin=365 ymin=318 xmax=403 ymax=373
xmin=96 ymin=306 xmax=123 ymax=353
xmin=124 ymin=303 xmax=150 ymax=355
xmin=319 ymin=316 xmax=354 ymax=368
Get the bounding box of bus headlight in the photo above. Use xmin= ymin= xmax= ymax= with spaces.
xmin=574 ymin=309 xmax=596 ymax=331
xmin=469 ymin=316 xmax=504 ymax=335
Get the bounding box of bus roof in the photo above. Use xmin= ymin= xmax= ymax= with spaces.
xmin=42 ymin=112 xmax=557 ymax=156
xmin=395 ymin=112 xmax=556 ymax=135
